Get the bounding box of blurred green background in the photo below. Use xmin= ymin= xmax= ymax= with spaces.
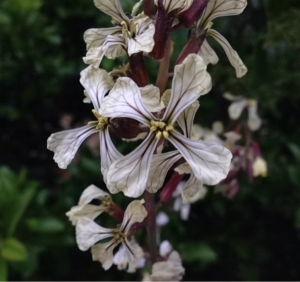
xmin=1 ymin=0 xmax=300 ymax=280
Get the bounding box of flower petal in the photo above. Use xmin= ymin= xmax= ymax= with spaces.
xmin=199 ymin=39 xmax=219 ymax=65
xmin=47 ymin=125 xmax=97 ymax=169
xmin=92 ymin=240 xmax=117 ymax=270
xmin=78 ymin=184 xmax=110 ymax=205
xmin=146 ymin=151 xmax=182 ymax=193
xmin=228 ymin=99 xmax=247 ymax=119
xmin=76 ymin=218 xmax=113 ymax=251
xmin=140 ymin=84 xmax=165 ymax=112
xmin=248 ymin=100 xmax=262 ymax=131
xmin=93 ymin=0 xmax=127 ymax=23
xmin=154 ymin=0 xmax=193 ymax=13
xmin=164 ymin=54 xmax=211 ymax=123
xmin=169 ymin=130 xmax=232 ymax=185
xmin=100 ymin=77 xmax=153 ymax=125
xmin=181 ymin=175 xmax=207 ymax=204
xmin=107 ymin=134 xmax=159 ymax=197
xmin=208 ymin=29 xmax=248 ymax=78
xmin=80 ymin=66 xmax=114 ymax=110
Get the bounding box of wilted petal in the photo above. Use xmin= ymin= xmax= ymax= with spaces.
xmin=164 ymin=54 xmax=211 ymax=123
xmin=140 ymin=84 xmax=165 ymax=112
xmin=78 ymin=184 xmax=110 ymax=205
xmin=47 ymin=125 xmax=98 ymax=169
xmin=209 ymin=29 xmax=248 ymax=78
xmin=146 ymin=151 xmax=182 ymax=193
xmin=80 ymin=66 xmax=114 ymax=110
xmin=169 ymin=130 xmax=232 ymax=185
xmin=120 ymin=200 xmax=148 ymax=233
xmin=177 ymin=101 xmax=200 ymax=138
xmin=76 ymin=218 xmax=113 ymax=251
xmin=181 ymin=175 xmax=207 ymax=204
xmin=83 ymin=46 xmax=105 ymax=68
xmin=100 ymin=77 xmax=153 ymax=125
xmin=92 ymin=240 xmax=116 ymax=270
xmin=84 ymin=27 xmax=122 ymax=50
xmin=248 ymin=100 xmax=262 ymax=131
xmin=93 ymin=0 xmax=127 ymax=23
xmin=199 ymin=39 xmax=219 ymax=65
xmin=228 ymin=99 xmax=247 ymax=119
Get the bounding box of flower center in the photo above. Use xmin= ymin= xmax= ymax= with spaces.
xmin=150 ymin=120 xmax=174 ymax=139
xmin=114 ymin=231 xmax=126 ymax=243
xmin=121 ymin=20 xmax=137 ymax=42
xmin=88 ymin=109 xmax=108 ymax=131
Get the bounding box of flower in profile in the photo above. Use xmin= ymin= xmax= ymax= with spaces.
xmin=66 ymin=185 xmax=111 ymax=226
xmin=224 ymin=92 xmax=262 ymax=131
xmin=76 ymin=200 xmax=147 ymax=270
xmin=83 ymin=0 xmax=155 ymax=68
xmin=99 ymin=54 xmax=232 ymax=197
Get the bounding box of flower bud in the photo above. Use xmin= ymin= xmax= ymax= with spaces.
xmin=178 ymin=0 xmax=208 ymax=27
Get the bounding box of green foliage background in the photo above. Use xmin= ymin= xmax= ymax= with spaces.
xmin=1 ymin=0 xmax=300 ymax=280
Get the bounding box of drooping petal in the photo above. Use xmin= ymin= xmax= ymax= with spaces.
xmin=83 ymin=46 xmax=105 ymax=68
xmin=177 ymin=101 xmax=200 ymax=138
xmin=208 ymin=29 xmax=248 ymax=78
xmin=93 ymin=0 xmax=127 ymax=23
xmin=47 ymin=125 xmax=98 ymax=169
xmin=78 ymin=184 xmax=110 ymax=205
xmin=92 ymin=240 xmax=117 ymax=270
xmin=164 ymin=54 xmax=211 ymax=123
xmin=248 ymin=100 xmax=262 ymax=131
xmin=169 ymin=130 xmax=232 ymax=185
xmin=106 ymin=134 xmax=159 ymax=197
xmin=199 ymin=0 xmax=247 ymax=28
xmin=198 ymin=39 xmax=219 ymax=65
xmin=181 ymin=174 xmax=207 ymax=203
xmin=146 ymin=151 xmax=182 ymax=193
xmin=120 ymin=200 xmax=148 ymax=233
xmin=84 ymin=27 xmax=122 ymax=50
xmin=100 ymin=129 xmax=123 ymax=187
xmin=140 ymin=85 xmax=165 ymax=112
xmin=228 ymin=99 xmax=247 ymax=119
xmin=80 ymin=66 xmax=114 ymax=110
xmin=76 ymin=218 xmax=114 ymax=251
xmin=99 ymin=77 xmax=154 ymax=125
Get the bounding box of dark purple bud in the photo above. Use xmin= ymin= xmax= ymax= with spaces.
xmin=160 ymin=172 xmax=184 ymax=202
xmin=143 ymin=0 xmax=157 ymax=17
xmin=178 ymin=0 xmax=208 ymax=27
xmin=129 ymin=52 xmax=149 ymax=87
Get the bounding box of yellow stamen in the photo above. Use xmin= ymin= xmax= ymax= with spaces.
xmin=90 ymin=109 xmax=108 ymax=131
xmin=150 ymin=120 xmax=174 ymax=140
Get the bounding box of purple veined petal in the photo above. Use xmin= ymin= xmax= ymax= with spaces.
xmin=199 ymin=0 xmax=247 ymax=28
xmin=84 ymin=26 xmax=122 ymax=50
xmin=103 ymin=34 xmax=127 ymax=59
xmin=47 ymin=125 xmax=98 ymax=169
xmin=99 ymin=77 xmax=154 ymax=125
xmin=146 ymin=151 xmax=182 ymax=193
xmin=176 ymin=101 xmax=200 ymax=138
xmin=140 ymin=84 xmax=165 ymax=113
xmin=100 ymin=128 xmax=123 ymax=188
xmin=121 ymin=239 xmax=144 ymax=272
xmin=198 ymin=39 xmax=219 ymax=65
xmin=76 ymin=218 xmax=114 ymax=251
xmin=93 ymin=0 xmax=128 ymax=23
xmin=80 ymin=66 xmax=114 ymax=110
xmin=208 ymin=29 xmax=248 ymax=78
xmin=228 ymin=99 xmax=247 ymax=120
xmin=181 ymin=174 xmax=206 ymax=203
xmin=92 ymin=239 xmax=117 ymax=270
xmin=163 ymin=54 xmax=211 ymax=124
xmin=169 ymin=130 xmax=232 ymax=186
xmin=106 ymin=133 xmax=159 ymax=198
xmin=154 ymin=0 xmax=193 ymax=13
xmin=78 ymin=184 xmax=110 ymax=205
xmin=120 ymin=200 xmax=147 ymax=234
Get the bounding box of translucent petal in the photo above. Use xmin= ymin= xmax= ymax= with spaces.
xmin=47 ymin=125 xmax=97 ymax=169
xmin=198 ymin=39 xmax=219 ymax=65
xmin=177 ymin=101 xmax=199 ymax=138
xmin=181 ymin=175 xmax=207 ymax=204
xmin=92 ymin=240 xmax=117 ymax=270
xmin=93 ymin=0 xmax=127 ymax=23
xmin=78 ymin=184 xmax=110 ymax=205
xmin=140 ymin=84 xmax=165 ymax=112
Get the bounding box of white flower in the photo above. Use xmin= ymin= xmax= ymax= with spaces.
xmin=76 ymin=199 xmax=147 ymax=270
xmin=150 ymin=251 xmax=185 ymax=281
xmin=47 ymin=66 xmax=122 ymax=184
xmin=252 ymin=156 xmax=267 ymax=177
xmin=66 ymin=185 xmax=111 ymax=226
xmin=83 ymin=0 xmax=155 ymax=68
xmin=100 ymin=54 xmax=232 ymax=198
xmin=198 ymin=0 xmax=248 ymax=77
xmin=224 ymin=92 xmax=262 ymax=131
xmin=159 ymin=240 xmax=173 ymax=257
xmin=156 ymin=212 xmax=170 ymax=227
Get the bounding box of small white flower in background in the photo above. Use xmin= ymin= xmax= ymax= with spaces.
xmin=159 ymin=240 xmax=173 ymax=257
xmin=76 ymin=199 xmax=147 ymax=270
xmin=223 ymin=130 xmax=242 ymax=149
xmin=156 ymin=211 xmax=170 ymax=227
xmin=197 ymin=0 xmax=248 ymax=78
xmin=224 ymin=92 xmax=262 ymax=131
xmin=83 ymin=0 xmax=155 ymax=68
xmin=252 ymin=156 xmax=267 ymax=177
xmin=66 ymin=185 xmax=111 ymax=226
xmin=100 ymin=54 xmax=232 ymax=198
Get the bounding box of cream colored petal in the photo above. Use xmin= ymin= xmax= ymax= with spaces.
xmin=140 ymin=85 xmax=165 ymax=112
xmin=83 ymin=46 xmax=105 ymax=69
xmin=198 ymin=39 xmax=219 ymax=65
xmin=164 ymin=54 xmax=211 ymax=124
xmin=154 ymin=0 xmax=193 ymax=13
xmin=208 ymin=29 xmax=248 ymax=78
xmin=92 ymin=240 xmax=117 ymax=270
xmin=181 ymin=175 xmax=207 ymax=204
xmin=93 ymin=0 xmax=127 ymax=23
xmin=84 ymin=27 xmax=122 ymax=50
xmin=223 ymin=92 xmax=242 ymax=101
xmin=252 ymin=157 xmax=267 ymax=177
xmin=47 ymin=125 xmax=97 ymax=169
xmin=80 ymin=66 xmax=114 ymax=110
xmin=76 ymin=218 xmax=113 ymax=251
xmin=78 ymin=184 xmax=110 ymax=205
xmin=175 ymin=162 xmax=193 ymax=175
xmin=120 ymin=200 xmax=148 ymax=233
xmin=161 ymin=89 xmax=171 ymax=107
xmin=228 ymin=99 xmax=247 ymax=119
xmin=104 ymin=34 xmax=127 ymax=59
xmin=247 ymin=100 xmax=262 ymax=131
xmin=132 ymin=0 xmax=143 ymax=16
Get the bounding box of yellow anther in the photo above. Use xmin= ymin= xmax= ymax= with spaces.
xmin=90 ymin=109 xmax=108 ymax=131
xmin=150 ymin=119 xmax=174 ymax=140
xmin=247 ymin=99 xmax=254 ymax=107
xmin=156 ymin=131 xmax=162 ymax=139
xmin=205 ymin=21 xmax=213 ymax=31
xmin=163 ymin=131 xmax=169 ymax=139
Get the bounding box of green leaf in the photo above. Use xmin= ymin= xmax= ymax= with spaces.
xmin=0 ymin=256 xmax=8 ymax=281
xmin=1 ymin=238 xmax=27 ymax=262
xmin=179 ymin=242 xmax=218 ymax=263
xmin=287 ymin=143 xmax=300 ymax=163
xmin=27 ymin=217 xmax=65 ymax=233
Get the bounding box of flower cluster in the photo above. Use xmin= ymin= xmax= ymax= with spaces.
xmin=46 ymin=0 xmax=265 ymax=280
